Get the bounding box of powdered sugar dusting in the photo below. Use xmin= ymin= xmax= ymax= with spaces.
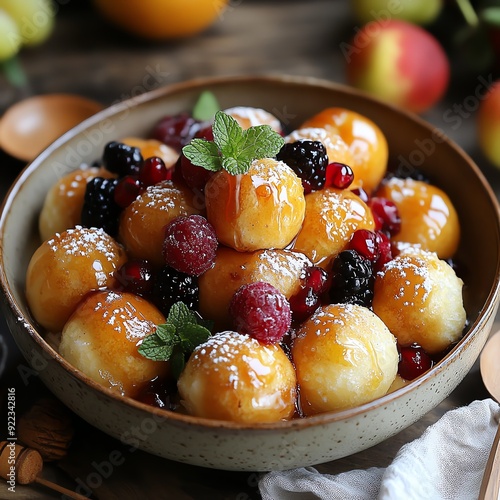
xmin=224 ymin=106 xmax=281 ymax=131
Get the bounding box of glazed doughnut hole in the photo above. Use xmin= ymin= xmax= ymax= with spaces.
xmin=301 ymin=107 xmax=388 ymax=194
xmin=26 ymin=226 xmax=127 ymax=332
xmin=198 ymin=246 xmax=311 ymax=329
xmin=372 ymin=248 xmax=466 ymax=354
xmin=38 ymin=166 xmax=115 ymax=241
xmin=118 ymin=179 xmax=202 ymax=266
xmin=223 ymin=106 xmax=282 ymax=133
xmin=292 ymin=187 xmax=375 ymax=269
xmin=375 ymin=177 xmax=460 ymax=259
xmin=177 ymin=331 xmax=297 ymax=423
xmin=59 ymin=290 xmax=168 ymax=398
xmin=291 ymin=303 xmax=398 ymax=415
xmin=205 ymin=158 xmax=306 ymax=252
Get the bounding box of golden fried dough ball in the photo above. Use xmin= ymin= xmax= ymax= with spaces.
xmin=118 ymin=180 xmax=202 ymax=266
xmin=372 ymin=248 xmax=466 ymax=354
xmin=205 ymin=158 xmax=305 ymax=252
xmin=59 ymin=290 xmax=168 ymax=398
xmin=121 ymin=137 xmax=179 ymax=169
xmin=223 ymin=106 xmax=282 ymax=133
xmin=292 ymin=303 xmax=398 ymax=415
xmin=178 ymin=331 xmax=297 ymax=423
xmin=301 ymin=107 xmax=388 ymax=193
xmin=292 ymin=188 xmax=375 ymax=269
xmin=26 ymin=226 xmax=127 ymax=332
xmin=39 ymin=167 xmax=115 ymax=241
xmin=199 ymin=246 xmax=311 ymax=329
xmin=376 ymin=177 xmax=460 ymax=259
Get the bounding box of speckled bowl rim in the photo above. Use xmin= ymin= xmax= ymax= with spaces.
xmin=1 ymin=74 xmax=500 ymax=431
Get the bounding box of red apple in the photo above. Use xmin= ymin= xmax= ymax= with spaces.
xmin=477 ymin=80 xmax=500 ymax=168
xmin=344 ymin=20 xmax=450 ymax=113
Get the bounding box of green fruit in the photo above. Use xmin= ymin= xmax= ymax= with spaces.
xmin=0 ymin=9 xmax=21 ymax=61
xmin=0 ymin=0 xmax=55 ymax=47
xmin=351 ymin=0 xmax=443 ymax=26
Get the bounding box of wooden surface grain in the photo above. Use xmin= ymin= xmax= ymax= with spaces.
xmin=1 ymin=1 xmax=500 ymax=498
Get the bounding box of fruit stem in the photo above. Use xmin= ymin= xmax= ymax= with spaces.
xmin=455 ymin=0 xmax=480 ymax=27
xmin=1 ymin=55 xmax=28 ymax=88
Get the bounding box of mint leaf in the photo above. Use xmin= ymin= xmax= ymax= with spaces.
xmin=138 ymin=301 xmax=212 ymax=378
xmin=192 ymin=90 xmax=220 ymax=121
xmin=182 ymin=110 xmax=285 ymax=176
xmin=182 ymin=139 xmax=221 ymax=172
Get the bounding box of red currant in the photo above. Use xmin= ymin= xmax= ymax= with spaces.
xmin=398 ymin=344 xmax=433 ymax=380
xmin=140 ymin=157 xmax=170 ymax=187
xmin=113 ymin=175 xmax=142 ymax=208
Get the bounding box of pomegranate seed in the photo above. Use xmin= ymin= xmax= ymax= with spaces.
xmin=374 ymin=231 xmax=393 ymax=272
xmin=289 ymin=266 xmax=328 ymax=323
xmin=229 ymin=282 xmax=291 ymax=344
xmin=163 ymin=215 xmax=218 ymax=276
xmin=351 ymin=186 xmax=369 ymax=203
xmin=140 ymin=157 xmax=170 ymax=186
xmin=113 ymin=175 xmax=142 ymax=208
xmin=348 ymin=229 xmax=380 ymax=262
xmin=325 ymin=162 xmax=354 ymax=189
xmin=114 ymin=259 xmax=154 ymax=296
xmin=398 ymin=344 xmax=433 ymax=380
xmin=368 ymin=197 xmax=401 ymax=236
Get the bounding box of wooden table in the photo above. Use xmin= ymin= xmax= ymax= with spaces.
xmin=1 ymin=1 xmax=500 ymax=498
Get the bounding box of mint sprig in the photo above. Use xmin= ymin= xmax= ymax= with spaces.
xmin=138 ymin=302 xmax=212 ymax=378
xmin=182 ymin=110 xmax=285 ymax=175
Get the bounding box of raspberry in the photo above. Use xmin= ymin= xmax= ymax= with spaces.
xmin=102 ymin=141 xmax=143 ymax=177
xmin=150 ymin=112 xmax=200 ymax=151
xmin=276 ymin=140 xmax=328 ymax=194
xmin=163 ymin=215 xmax=218 ymax=276
xmin=368 ymin=197 xmax=401 ymax=236
xmin=398 ymin=344 xmax=433 ymax=380
xmin=325 ymin=162 xmax=354 ymax=189
xmin=329 ymin=250 xmax=374 ymax=307
xmin=81 ymin=177 xmax=121 ymax=237
xmin=229 ymin=282 xmax=291 ymax=344
xmin=114 ymin=259 xmax=154 ymax=296
xmin=152 ymin=266 xmax=199 ymax=316
xmin=289 ymin=266 xmax=329 ymax=323
xmin=139 ymin=157 xmax=171 ymax=186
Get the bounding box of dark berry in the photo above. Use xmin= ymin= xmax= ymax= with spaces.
xmin=114 ymin=259 xmax=154 ymax=296
xmin=229 ymin=282 xmax=291 ymax=344
xmin=152 ymin=266 xmax=199 ymax=316
xmin=398 ymin=344 xmax=433 ymax=380
xmin=329 ymin=250 xmax=374 ymax=307
xmin=276 ymin=140 xmax=328 ymax=194
xmin=163 ymin=215 xmax=218 ymax=276
xmin=368 ymin=197 xmax=401 ymax=236
xmin=81 ymin=177 xmax=121 ymax=237
xmin=137 ymin=377 xmax=179 ymax=410
xmin=150 ymin=112 xmax=200 ymax=151
xmin=325 ymin=162 xmax=354 ymax=189
xmin=114 ymin=175 xmax=142 ymax=208
xmin=102 ymin=141 xmax=143 ymax=177
xmin=179 ymin=153 xmax=215 ymax=193
xmin=289 ymin=266 xmax=329 ymax=323
xmin=139 ymin=157 xmax=170 ymax=187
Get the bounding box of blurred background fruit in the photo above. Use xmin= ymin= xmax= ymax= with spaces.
xmin=477 ymin=79 xmax=500 ymax=168
xmin=92 ymin=0 xmax=230 ymax=40
xmin=345 ymin=19 xmax=450 ymax=114
xmin=351 ymin=0 xmax=443 ymax=25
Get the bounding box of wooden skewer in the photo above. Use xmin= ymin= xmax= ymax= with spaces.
xmin=0 ymin=441 xmax=90 ymax=500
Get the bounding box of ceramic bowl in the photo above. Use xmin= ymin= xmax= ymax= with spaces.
xmin=1 ymin=75 xmax=499 ymax=472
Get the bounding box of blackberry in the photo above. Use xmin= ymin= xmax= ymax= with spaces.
xmin=329 ymin=250 xmax=374 ymax=307
xmin=81 ymin=177 xmax=121 ymax=237
xmin=102 ymin=141 xmax=143 ymax=177
xmin=152 ymin=266 xmax=199 ymax=316
xmin=276 ymin=140 xmax=328 ymax=194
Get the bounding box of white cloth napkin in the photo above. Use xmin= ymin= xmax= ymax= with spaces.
xmin=259 ymin=399 xmax=500 ymax=500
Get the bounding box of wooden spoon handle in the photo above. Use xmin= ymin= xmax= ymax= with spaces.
xmin=479 ymin=423 xmax=500 ymax=499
